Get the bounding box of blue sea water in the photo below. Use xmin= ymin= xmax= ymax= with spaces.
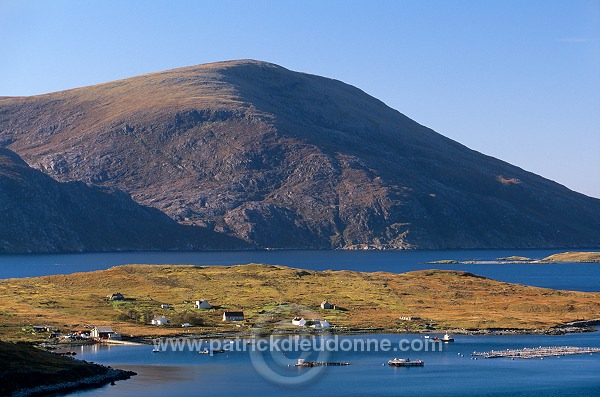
xmin=0 ymin=248 xmax=598 ymax=291
xmin=70 ymin=333 xmax=600 ymax=397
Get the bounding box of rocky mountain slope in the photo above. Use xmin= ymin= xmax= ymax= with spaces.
xmin=1 ymin=60 xmax=599 ymax=250
xmin=0 ymin=148 xmax=245 ymax=253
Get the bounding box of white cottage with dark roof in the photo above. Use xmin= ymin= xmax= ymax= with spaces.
xmin=222 ymin=311 xmax=244 ymax=321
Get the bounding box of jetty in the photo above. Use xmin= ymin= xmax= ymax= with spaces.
xmin=471 ymin=346 xmax=600 ymax=359
xmin=295 ymin=358 xmax=349 ymax=367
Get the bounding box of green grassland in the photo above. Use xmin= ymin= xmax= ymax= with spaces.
xmin=0 ymin=264 xmax=599 ymax=341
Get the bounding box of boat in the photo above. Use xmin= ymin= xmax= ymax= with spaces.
xmin=199 ymin=348 xmax=226 ymax=354
xmin=152 ymin=348 xmax=160 ymax=353
xmin=295 ymin=358 xmax=350 ymax=367
xmin=387 ymin=358 xmax=424 ymax=367
xmin=442 ymin=333 xmax=454 ymax=342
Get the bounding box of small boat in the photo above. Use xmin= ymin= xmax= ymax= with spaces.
xmin=388 ymin=358 xmax=424 ymax=367
xmin=442 ymin=333 xmax=454 ymax=342
xmin=199 ymin=348 xmax=226 ymax=354
xmin=295 ymin=358 xmax=349 ymax=367
xmin=423 ymin=335 xmax=430 ymax=339
xmin=152 ymin=348 xmax=160 ymax=353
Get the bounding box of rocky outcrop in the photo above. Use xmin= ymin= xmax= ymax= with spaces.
xmin=1 ymin=60 xmax=599 ymax=249
xmin=11 ymin=368 xmax=136 ymax=397
xmin=0 ymin=341 xmax=136 ymax=396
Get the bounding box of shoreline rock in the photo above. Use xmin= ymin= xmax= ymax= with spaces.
xmin=11 ymin=368 xmax=136 ymax=397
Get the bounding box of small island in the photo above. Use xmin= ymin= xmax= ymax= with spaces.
xmin=427 ymin=251 xmax=600 ymax=265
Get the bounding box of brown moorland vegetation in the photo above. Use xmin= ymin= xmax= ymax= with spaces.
xmin=0 ymin=264 xmax=599 ymax=340
xmin=543 ymin=252 xmax=600 ymax=263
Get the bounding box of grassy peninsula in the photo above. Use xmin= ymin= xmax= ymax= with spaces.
xmin=0 ymin=264 xmax=599 ymax=340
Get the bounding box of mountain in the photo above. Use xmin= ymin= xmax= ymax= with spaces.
xmin=0 ymin=148 xmax=245 ymax=253
xmin=1 ymin=59 xmax=599 ymax=250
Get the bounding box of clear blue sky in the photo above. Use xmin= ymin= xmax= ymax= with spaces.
xmin=1 ymin=0 xmax=599 ymax=197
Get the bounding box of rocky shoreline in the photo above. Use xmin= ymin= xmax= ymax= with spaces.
xmin=11 ymin=368 xmax=136 ymax=397
xmin=133 ymin=321 xmax=599 ymax=344
xmin=0 ymin=340 xmax=136 ymax=397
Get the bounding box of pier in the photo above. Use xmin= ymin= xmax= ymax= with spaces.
xmin=471 ymin=346 xmax=600 ymax=359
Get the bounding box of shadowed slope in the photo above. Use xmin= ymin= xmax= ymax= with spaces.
xmin=0 ymin=148 xmax=246 ymax=253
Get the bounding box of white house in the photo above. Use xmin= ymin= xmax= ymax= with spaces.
xmin=222 ymin=311 xmax=245 ymax=321
xmin=152 ymin=315 xmax=169 ymax=326
xmin=32 ymin=325 xmax=54 ymax=333
xmin=292 ymin=317 xmax=307 ymax=326
xmin=194 ymin=300 xmax=212 ymax=309
xmin=399 ymin=316 xmax=420 ymax=321
xmin=311 ymin=320 xmax=331 ymax=329
xmin=90 ymin=326 xmax=121 ymax=340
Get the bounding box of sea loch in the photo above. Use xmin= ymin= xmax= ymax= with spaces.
xmin=71 ymin=332 xmax=600 ymax=397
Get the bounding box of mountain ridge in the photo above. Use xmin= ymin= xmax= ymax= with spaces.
xmin=1 ymin=60 xmax=599 ymax=250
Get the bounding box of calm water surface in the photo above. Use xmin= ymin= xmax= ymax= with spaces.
xmin=0 ymin=249 xmax=598 ymax=291
xmin=71 ymin=333 xmax=600 ymax=397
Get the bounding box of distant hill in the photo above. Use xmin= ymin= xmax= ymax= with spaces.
xmin=0 ymin=148 xmax=245 ymax=253
xmin=1 ymin=60 xmax=599 ymax=250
